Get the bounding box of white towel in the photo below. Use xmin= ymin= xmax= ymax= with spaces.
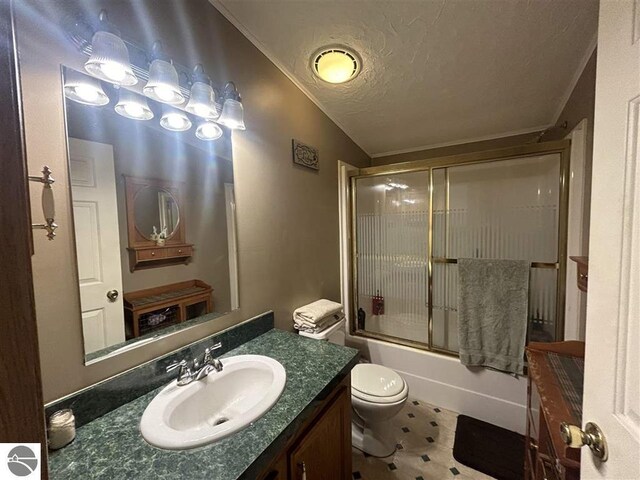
xmin=293 ymin=299 xmax=343 ymax=324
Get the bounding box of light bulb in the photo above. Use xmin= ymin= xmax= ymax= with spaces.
xmin=154 ymin=85 xmax=175 ymax=102
xmin=74 ymin=85 xmax=100 ymax=103
xmin=100 ymin=61 xmax=127 ymax=82
xmin=160 ymin=108 xmax=191 ymax=131
xmin=168 ymin=115 xmax=185 ymax=129
xmin=196 ymin=121 xmax=222 ymax=141
xmin=123 ymin=103 xmax=144 ymax=118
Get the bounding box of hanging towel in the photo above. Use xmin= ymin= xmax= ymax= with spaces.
xmin=293 ymin=299 xmax=343 ymax=325
xmin=457 ymin=258 xmax=529 ymax=375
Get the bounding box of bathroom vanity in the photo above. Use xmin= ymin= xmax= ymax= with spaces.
xmin=47 ymin=316 xmax=358 ymax=480
xmin=256 ymin=376 xmax=351 ymax=480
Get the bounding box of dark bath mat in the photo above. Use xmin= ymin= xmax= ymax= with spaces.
xmin=453 ymin=415 xmax=524 ymax=480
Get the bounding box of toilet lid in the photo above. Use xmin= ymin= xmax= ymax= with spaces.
xmin=352 ymin=363 xmax=405 ymax=398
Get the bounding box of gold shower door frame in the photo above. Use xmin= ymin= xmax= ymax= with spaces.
xmin=348 ymin=140 xmax=572 ymax=356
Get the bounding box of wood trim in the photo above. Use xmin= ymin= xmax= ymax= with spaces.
xmin=0 ymin=0 xmax=48 ymax=475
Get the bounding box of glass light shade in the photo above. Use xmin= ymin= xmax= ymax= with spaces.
xmin=195 ymin=121 xmax=223 ymax=141
xmin=85 ymin=31 xmax=137 ymax=86
xmin=64 ymin=70 xmax=109 ymax=106
xmin=160 ymin=107 xmax=191 ymax=132
xmin=143 ymin=59 xmax=185 ymax=105
xmin=314 ymin=49 xmax=359 ymax=84
xmin=114 ymin=89 xmax=153 ymax=120
xmin=185 ymin=82 xmax=217 ymax=118
xmin=217 ymin=99 xmax=245 ymax=130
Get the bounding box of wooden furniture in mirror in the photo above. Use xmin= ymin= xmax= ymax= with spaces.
xmin=124 ymin=175 xmax=193 ymax=271
xmin=123 ymin=280 xmax=213 ymax=339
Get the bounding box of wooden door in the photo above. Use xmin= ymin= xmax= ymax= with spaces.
xmin=582 ymin=0 xmax=640 ymax=477
xmin=290 ymin=387 xmax=351 ymax=480
xmin=0 ymin=0 xmax=48 ymax=475
xmin=68 ymin=138 xmax=125 ymax=353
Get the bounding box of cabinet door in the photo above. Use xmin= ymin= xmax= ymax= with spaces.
xmin=257 ymin=453 xmax=287 ymax=480
xmin=290 ymin=387 xmax=351 ymax=480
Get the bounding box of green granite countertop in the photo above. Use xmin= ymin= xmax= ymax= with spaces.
xmin=49 ymin=329 xmax=359 ymax=479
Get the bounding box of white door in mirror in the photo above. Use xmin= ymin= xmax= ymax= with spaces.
xmin=69 ymin=138 xmax=125 ymax=354
xmin=140 ymin=355 xmax=286 ymax=450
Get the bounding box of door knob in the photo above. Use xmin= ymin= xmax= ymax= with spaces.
xmin=560 ymin=422 xmax=608 ymax=461
xmin=106 ymin=289 xmax=119 ymax=302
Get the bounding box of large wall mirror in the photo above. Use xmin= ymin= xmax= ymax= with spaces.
xmin=62 ymin=66 xmax=239 ymax=364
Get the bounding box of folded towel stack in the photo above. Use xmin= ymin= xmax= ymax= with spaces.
xmin=293 ymin=299 xmax=345 ymax=334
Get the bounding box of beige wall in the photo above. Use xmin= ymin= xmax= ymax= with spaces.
xmin=371 ymin=132 xmax=541 ymax=166
xmin=546 ymin=49 xmax=597 ymax=253
xmin=17 ymin=0 xmax=370 ymax=402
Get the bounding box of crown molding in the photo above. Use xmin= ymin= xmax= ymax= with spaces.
xmin=371 ymin=124 xmax=551 ymax=158
xmin=551 ymin=32 xmax=598 ymax=125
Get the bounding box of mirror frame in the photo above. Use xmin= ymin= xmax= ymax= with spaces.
xmin=124 ymin=175 xmax=194 ymax=272
xmin=125 ymin=175 xmax=186 ymax=247
xmin=133 ymin=185 xmax=180 ymax=241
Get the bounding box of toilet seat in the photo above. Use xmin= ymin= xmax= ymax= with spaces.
xmin=351 ymin=364 xmax=409 ymax=404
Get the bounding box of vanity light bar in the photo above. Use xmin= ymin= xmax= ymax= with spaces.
xmin=64 ymin=10 xmax=245 ymax=123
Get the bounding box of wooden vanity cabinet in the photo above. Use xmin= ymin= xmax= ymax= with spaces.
xmin=257 ymin=376 xmax=352 ymax=480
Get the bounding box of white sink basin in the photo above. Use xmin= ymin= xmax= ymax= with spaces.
xmin=140 ymin=354 xmax=286 ymax=450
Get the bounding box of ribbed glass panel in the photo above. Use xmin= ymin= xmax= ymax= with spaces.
xmin=355 ymin=172 xmax=429 ymax=344
xmin=432 ymin=154 xmax=561 ymax=351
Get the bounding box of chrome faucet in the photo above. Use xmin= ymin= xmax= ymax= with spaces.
xmin=166 ymin=342 xmax=223 ymax=386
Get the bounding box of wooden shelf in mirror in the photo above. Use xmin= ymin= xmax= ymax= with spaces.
xmin=124 ymin=175 xmax=193 ymax=271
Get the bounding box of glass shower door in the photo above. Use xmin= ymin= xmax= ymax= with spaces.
xmin=350 ymin=142 xmax=569 ymax=355
xmin=431 ymin=154 xmax=562 ymax=352
xmin=353 ymin=171 xmax=430 ymax=345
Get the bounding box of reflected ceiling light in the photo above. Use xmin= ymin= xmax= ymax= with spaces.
xmin=84 ymin=10 xmax=137 ymax=86
xmin=312 ymin=46 xmax=361 ymax=84
xmin=64 ymin=69 xmax=109 ymax=106
xmin=115 ymin=89 xmax=153 ymax=120
xmin=196 ymin=121 xmax=223 ymax=141
xmin=185 ymin=64 xmax=218 ymax=119
xmin=143 ymin=41 xmax=185 ymax=105
xmin=160 ymin=106 xmax=191 ymax=131
xmin=217 ymin=82 xmax=245 ymax=130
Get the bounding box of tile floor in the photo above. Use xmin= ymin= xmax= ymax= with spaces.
xmin=352 ymin=399 xmax=496 ymax=480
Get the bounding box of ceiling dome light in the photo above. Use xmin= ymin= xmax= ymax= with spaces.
xmin=196 ymin=121 xmax=223 ymax=141
xmin=217 ymin=82 xmax=245 ymax=131
xmin=160 ymin=107 xmax=191 ymax=132
xmin=143 ymin=43 xmax=184 ymax=105
xmin=115 ymin=89 xmax=153 ymax=120
xmin=312 ymin=46 xmax=361 ymax=84
xmin=84 ymin=12 xmax=137 ymax=86
xmin=64 ymin=69 xmax=109 ymax=106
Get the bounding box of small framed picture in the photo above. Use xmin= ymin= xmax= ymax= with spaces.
xmin=292 ymin=139 xmax=319 ymax=171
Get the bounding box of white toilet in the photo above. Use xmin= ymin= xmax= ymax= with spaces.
xmin=298 ymin=319 xmax=409 ymax=457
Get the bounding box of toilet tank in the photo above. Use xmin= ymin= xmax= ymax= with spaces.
xmin=297 ymin=318 xmax=346 ymax=345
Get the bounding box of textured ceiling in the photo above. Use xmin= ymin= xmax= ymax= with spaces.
xmin=213 ymin=0 xmax=598 ymax=156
